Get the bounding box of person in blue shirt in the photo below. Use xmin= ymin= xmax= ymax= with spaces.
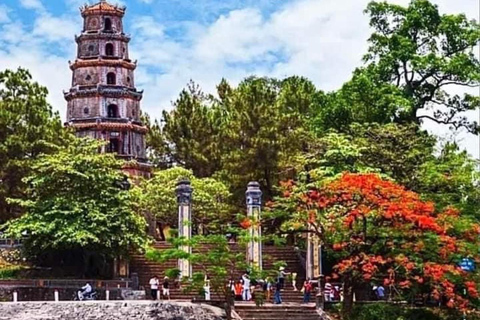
xmin=375 ymin=285 xmax=385 ymax=300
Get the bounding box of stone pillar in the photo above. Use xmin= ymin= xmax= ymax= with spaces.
xmin=246 ymin=181 xmax=262 ymax=270
xmin=306 ymin=231 xmax=321 ymax=279
xmin=176 ymin=178 xmax=193 ymax=278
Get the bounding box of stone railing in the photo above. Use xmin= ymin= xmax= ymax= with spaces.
xmin=0 ymin=279 xmax=132 ymax=289
xmin=0 ymin=238 xmax=22 ymax=248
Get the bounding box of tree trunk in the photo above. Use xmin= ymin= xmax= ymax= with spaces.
xmin=342 ymin=278 xmax=354 ymax=319
xmin=224 ymin=292 xmax=234 ymax=320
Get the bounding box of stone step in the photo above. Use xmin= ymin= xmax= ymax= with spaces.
xmin=130 ymin=242 xmax=306 ymax=303
xmin=235 ymin=304 xmax=320 ymax=320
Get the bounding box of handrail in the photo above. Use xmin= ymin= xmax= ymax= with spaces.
xmin=0 ymin=278 xmax=132 ymax=289
xmin=0 ymin=238 xmax=22 ymax=248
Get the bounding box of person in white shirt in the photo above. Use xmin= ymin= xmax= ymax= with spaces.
xmin=242 ymin=273 xmax=251 ymax=301
xmin=204 ymin=276 xmax=211 ymax=301
xmin=149 ymin=275 xmax=159 ymax=300
xmin=79 ymin=282 xmax=92 ymax=300
xmin=324 ymin=281 xmax=332 ymax=302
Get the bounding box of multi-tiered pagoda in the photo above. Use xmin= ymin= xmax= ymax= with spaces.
xmin=64 ymin=0 xmax=150 ymax=177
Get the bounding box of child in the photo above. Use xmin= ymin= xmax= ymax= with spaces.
xmin=162 ymin=276 xmax=170 ymax=300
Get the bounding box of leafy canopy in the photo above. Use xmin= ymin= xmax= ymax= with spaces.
xmin=272 ymin=173 xmax=480 ymax=313
xmin=364 ymin=0 xmax=480 ymax=132
xmin=0 ymin=68 xmax=66 ymax=222
xmin=4 ymin=137 xmax=148 ymax=257
xmin=133 ymin=167 xmax=232 ymax=233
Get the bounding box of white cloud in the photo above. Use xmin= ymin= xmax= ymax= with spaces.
xmin=0 ymin=5 xmax=10 ymax=23
xmin=33 ymin=14 xmax=79 ymax=42
xmin=19 ymin=0 xmax=45 ymax=12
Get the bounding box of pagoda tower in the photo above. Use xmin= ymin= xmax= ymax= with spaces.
xmin=64 ymin=0 xmax=150 ymax=177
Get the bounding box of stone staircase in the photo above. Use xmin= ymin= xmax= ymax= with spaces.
xmin=235 ymin=303 xmax=323 ymax=320
xmin=129 ymin=242 xmax=307 ymax=302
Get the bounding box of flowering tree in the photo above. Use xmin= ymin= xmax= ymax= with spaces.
xmin=271 ymin=173 xmax=480 ymax=317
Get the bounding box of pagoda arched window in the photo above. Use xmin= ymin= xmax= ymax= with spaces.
xmin=104 ymin=18 xmax=112 ymax=31
xmin=106 ymin=72 xmax=116 ymax=85
xmin=105 ymin=43 xmax=114 ymax=56
xmin=107 ymin=104 xmax=119 ymax=118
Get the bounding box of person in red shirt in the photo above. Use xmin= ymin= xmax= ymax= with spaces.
xmin=234 ymin=281 xmax=243 ymax=301
xmin=303 ymin=279 xmax=312 ymax=303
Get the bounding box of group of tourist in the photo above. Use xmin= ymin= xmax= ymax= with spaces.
xmin=148 ymin=270 xmax=347 ymax=304
xmin=323 ymin=280 xmax=342 ymax=302
xmin=228 ymin=271 xmax=285 ymax=304
xmin=226 ymin=267 xmax=315 ymax=305
xmin=148 ymin=275 xmax=170 ymax=300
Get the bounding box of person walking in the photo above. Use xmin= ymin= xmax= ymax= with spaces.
xmin=149 ymin=275 xmax=159 ymax=300
xmin=303 ymin=279 xmax=312 ymax=303
xmin=162 ymin=276 xmax=170 ymax=300
xmin=274 ymin=280 xmax=282 ymax=304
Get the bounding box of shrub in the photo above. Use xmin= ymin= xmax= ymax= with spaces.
xmin=0 ymin=265 xmax=23 ymax=279
xmin=348 ymin=303 xmax=404 ymax=320
xmin=347 ymin=304 xmax=480 ymax=320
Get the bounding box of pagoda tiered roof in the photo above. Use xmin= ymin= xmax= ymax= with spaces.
xmin=80 ymin=0 xmax=126 ymax=17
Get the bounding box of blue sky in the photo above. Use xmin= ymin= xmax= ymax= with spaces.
xmin=0 ymin=0 xmax=478 ymax=157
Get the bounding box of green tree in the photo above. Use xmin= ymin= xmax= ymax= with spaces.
xmin=161 ymin=81 xmax=221 ymax=177
xmin=314 ymin=67 xmax=410 ymax=132
xmin=134 ymin=167 xmax=232 ymax=234
xmin=295 ymin=123 xmax=435 ymax=187
xmin=0 ymin=68 xmax=66 ymax=223
xmin=143 ymin=113 xmax=170 ymax=169
xmin=416 ymin=142 xmax=480 ymax=217
xmin=348 ymin=123 xmax=436 ymax=189
xmin=364 ymin=0 xmax=480 ymax=132
xmin=3 ymin=137 xmax=147 ymax=276
xmin=216 ymin=76 xmax=320 ymax=203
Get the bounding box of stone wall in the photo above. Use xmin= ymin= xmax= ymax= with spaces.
xmin=0 ymin=301 xmax=227 ymax=320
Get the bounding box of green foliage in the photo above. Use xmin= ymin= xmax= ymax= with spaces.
xmin=3 ymin=137 xmax=148 ymax=258
xmin=161 ymin=81 xmax=221 ymax=177
xmin=364 ymin=0 xmax=480 ymax=132
xmin=147 ymin=231 xmax=253 ymax=320
xmin=348 ymin=304 xmax=479 ymax=320
xmin=0 ymin=265 xmax=23 ymax=279
xmin=150 ymin=76 xmax=322 ymax=205
xmin=348 ymin=303 xmax=406 ymax=320
xmin=133 ymin=167 xmax=232 ymax=233
xmin=347 ymin=123 xmax=436 ymax=189
xmin=215 ymin=76 xmax=321 ymax=203
xmin=416 ymin=142 xmax=480 ymax=216
xmin=314 ymin=66 xmax=409 ymax=132
xmin=0 ymin=68 xmax=66 ymax=223
xmin=142 ymin=113 xmax=170 ymax=169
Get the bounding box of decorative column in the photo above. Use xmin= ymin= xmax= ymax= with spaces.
xmin=306 ymin=230 xmax=322 ymax=279
xmin=176 ymin=178 xmax=193 ymax=278
xmin=246 ymin=181 xmax=262 ymax=270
